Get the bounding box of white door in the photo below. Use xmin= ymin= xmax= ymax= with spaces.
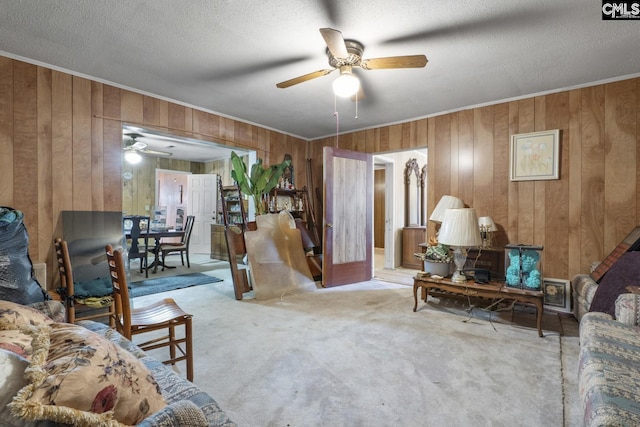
xmin=187 ymin=174 xmax=217 ymax=254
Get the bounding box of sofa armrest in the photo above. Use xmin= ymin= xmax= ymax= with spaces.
xmin=615 ymin=293 xmax=640 ymax=326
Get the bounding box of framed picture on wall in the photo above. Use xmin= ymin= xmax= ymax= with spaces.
xmin=510 ymin=129 xmax=560 ymax=181
xmin=543 ymin=278 xmax=571 ymax=313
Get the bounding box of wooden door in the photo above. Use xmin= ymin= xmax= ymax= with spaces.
xmin=323 ymin=147 xmax=373 ymax=287
xmin=187 ymin=174 xmax=217 ymax=254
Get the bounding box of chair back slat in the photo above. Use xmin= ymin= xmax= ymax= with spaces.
xmin=54 ymin=237 xmax=76 ymax=322
xmin=105 ymin=244 xmax=132 ymax=339
xmin=183 ymin=215 xmax=195 ymax=245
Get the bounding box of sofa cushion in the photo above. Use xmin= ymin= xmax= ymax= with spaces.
xmin=0 ymin=349 xmax=53 ymax=427
xmin=8 ymin=322 xmax=167 ymax=426
xmin=137 ymin=400 xmax=208 ymax=427
xmin=589 ymin=251 xmax=640 ymax=317
xmin=579 ymin=312 xmax=640 ymax=426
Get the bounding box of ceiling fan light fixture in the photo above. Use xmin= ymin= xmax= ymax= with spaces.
xmin=124 ymin=151 xmax=142 ymax=164
xmin=332 ymin=72 xmax=360 ymax=98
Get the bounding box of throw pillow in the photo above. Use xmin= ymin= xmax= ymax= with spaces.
xmin=0 ymin=327 xmax=36 ymax=359
xmin=0 ymin=300 xmax=53 ymax=326
xmin=8 ymin=322 xmax=167 ymax=427
xmin=0 ymin=301 xmax=53 ymax=359
xmin=589 ymin=251 xmax=640 ymax=317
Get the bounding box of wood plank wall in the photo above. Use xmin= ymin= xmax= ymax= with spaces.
xmin=311 ymin=78 xmax=640 ymax=280
xmin=0 ymin=56 xmax=309 ymax=290
xmin=1 ymin=54 xmax=638 ymax=287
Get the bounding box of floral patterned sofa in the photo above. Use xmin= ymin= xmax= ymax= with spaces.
xmin=0 ymin=300 xmax=236 ymax=427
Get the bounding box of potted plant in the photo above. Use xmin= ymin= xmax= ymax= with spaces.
xmin=414 ymin=241 xmax=453 ymax=276
xmin=230 ymin=151 xmax=290 ymax=215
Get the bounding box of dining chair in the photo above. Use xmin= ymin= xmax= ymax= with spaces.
xmin=159 ymin=215 xmax=195 ymax=271
xmin=54 ymin=237 xmax=115 ymax=326
xmin=105 ymin=244 xmax=194 ymax=382
xmin=124 ymin=215 xmax=152 ymax=278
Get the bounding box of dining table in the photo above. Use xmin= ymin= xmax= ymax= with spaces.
xmin=125 ymin=228 xmax=185 ymax=273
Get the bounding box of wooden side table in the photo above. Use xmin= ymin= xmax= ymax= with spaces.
xmin=413 ymin=275 xmax=544 ymax=337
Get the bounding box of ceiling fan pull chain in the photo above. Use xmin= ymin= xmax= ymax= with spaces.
xmin=334 ymin=110 xmax=340 ymax=148
xmin=354 ymin=93 xmax=358 ymax=119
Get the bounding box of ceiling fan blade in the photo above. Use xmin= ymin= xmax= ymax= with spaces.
xmin=141 ymin=149 xmax=173 ymax=157
xmin=131 ymin=141 xmax=147 ymax=150
xmin=360 ymin=55 xmax=428 ymax=70
xmin=320 ymin=28 xmax=349 ymax=59
xmin=276 ymin=69 xmax=335 ymax=89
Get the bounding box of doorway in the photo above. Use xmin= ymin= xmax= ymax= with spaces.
xmin=372 ymin=149 xmax=427 ymax=282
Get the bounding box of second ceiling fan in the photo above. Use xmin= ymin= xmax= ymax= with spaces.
xmin=276 ymin=28 xmax=428 ymax=97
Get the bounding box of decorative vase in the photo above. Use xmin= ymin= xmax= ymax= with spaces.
xmin=423 ymin=260 xmax=452 ymax=277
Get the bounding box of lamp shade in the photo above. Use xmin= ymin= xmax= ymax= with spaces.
xmin=429 ymin=195 xmax=464 ymax=223
xmin=124 ymin=151 xmax=142 ymax=164
xmin=332 ymin=73 xmax=360 ymax=98
xmin=478 ymin=216 xmax=497 ymax=232
xmin=438 ymin=208 xmax=482 ymax=247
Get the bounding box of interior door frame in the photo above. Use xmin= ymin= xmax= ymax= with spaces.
xmin=373 ymin=155 xmax=396 ymax=270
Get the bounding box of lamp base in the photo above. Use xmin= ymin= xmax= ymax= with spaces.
xmin=451 ymin=270 xmax=467 ymax=283
xmin=451 ymin=247 xmax=468 ymax=282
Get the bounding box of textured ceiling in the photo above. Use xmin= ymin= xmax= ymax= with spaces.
xmin=1 ymin=0 xmax=639 ymax=144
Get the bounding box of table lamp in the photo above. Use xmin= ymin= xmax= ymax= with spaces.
xmin=429 ymin=195 xmax=465 ymax=224
xmin=437 ymin=208 xmax=482 ymax=282
xmin=478 ymin=216 xmax=497 ymax=248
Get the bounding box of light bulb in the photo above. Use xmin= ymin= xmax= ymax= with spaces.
xmin=125 ymin=151 xmax=142 ymax=164
xmin=332 ymin=73 xmax=360 ymax=98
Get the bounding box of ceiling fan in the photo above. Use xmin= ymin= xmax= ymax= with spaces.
xmin=276 ymin=28 xmax=428 ymax=97
xmin=123 ymin=134 xmax=173 ymax=158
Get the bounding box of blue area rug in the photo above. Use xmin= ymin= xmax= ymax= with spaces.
xmin=129 ymin=272 xmax=222 ymax=298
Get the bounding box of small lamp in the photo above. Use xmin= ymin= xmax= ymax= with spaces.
xmin=438 ymin=208 xmax=482 ymax=283
xmin=478 ymin=216 xmax=497 ymax=249
xmin=124 ymin=151 xmax=142 ymax=164
xmin=429 ymin=195 xmax=465 ymax=224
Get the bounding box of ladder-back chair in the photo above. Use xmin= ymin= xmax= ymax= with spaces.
xmin=54 ymin=237 xmax=115 ymax=325
xmin=105 ymin=244 xmax=194 ymax=382
xmin=158 ymin=215 xmax=195 ymax=271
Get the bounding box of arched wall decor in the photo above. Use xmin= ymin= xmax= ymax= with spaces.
xmin=404 ymin=158 xmax=426 ymax=227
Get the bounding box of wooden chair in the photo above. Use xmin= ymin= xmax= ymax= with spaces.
xmin=123 ymin=215 xmax=151 ymax=278
xmin=54 ymin=237 xmax=115 ymax=325
xmin=159 ymin=215 xmax=195 ymax=271
xmin=105 ymin=244 xmax=194 ymax=382
xmin=224 ymin=225 xmax=252 ymax=300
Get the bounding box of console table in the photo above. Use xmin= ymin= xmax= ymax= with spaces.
xmin=413 ymin=275 xmax=544 ymax=337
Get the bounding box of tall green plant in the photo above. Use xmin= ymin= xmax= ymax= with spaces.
xmin=230 ymin=151 xmax=290 ymax=215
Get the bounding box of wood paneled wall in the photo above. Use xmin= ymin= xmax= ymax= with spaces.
xmin=311 ymin=78 xmax=640 ymax=280
xmin=1 ymin=53 xmax=639 ymax=287
xmin=0 ymin=56 xmax=309 ymax=289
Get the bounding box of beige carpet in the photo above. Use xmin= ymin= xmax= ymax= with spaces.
xmin=133 ymin=253 xmax=581 ymax=427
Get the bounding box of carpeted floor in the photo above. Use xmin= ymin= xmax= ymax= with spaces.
xmin=133 ymin=255 xmax=581 ymax=427
xmin=129 ymin=272 xmax=222 ymax=297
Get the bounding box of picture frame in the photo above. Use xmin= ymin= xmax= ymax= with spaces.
xmin=510 ymin=129 xmax=560 ymax=181
xmin=543 ymin=278 xmax=571 ymax=313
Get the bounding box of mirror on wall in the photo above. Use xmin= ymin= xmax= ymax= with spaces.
xmin=404 ymin=158 xmax=426 ymax=227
